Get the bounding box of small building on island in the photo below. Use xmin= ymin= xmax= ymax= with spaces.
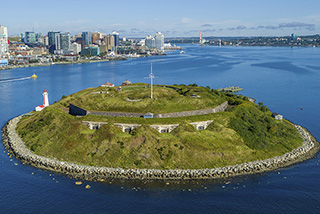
xmin=35 ymin=89 xmax=49 ymax=111
xmin=272 ymin=112 xmax=283 ymax=121
xmin=121 ymin=79 xmax=132 ymax=86
xmin=101 ymin=82 xmax=114 ymax=87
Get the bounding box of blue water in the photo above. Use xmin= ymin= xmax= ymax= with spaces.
xmin=1 ymin=44 xmax=320 ymax=214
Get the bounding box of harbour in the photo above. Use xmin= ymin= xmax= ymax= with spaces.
xmin=0 ymin=44 xmax=320 ymax=213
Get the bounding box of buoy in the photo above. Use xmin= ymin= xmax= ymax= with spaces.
xmin=31 ymin=74 xmax=38 ymax=79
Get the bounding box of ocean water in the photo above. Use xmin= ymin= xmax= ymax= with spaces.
xmin=0 ymin=44 xmax=319 ymax=214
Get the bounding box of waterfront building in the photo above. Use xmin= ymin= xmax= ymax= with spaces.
xmin=82 ymin=32 xmax=92 ymax=46
xmin=155 ymin=32 xmax=164 ymax=50
xmin=81 ymin=46 xmax=100 ymax=56
xmin=111 ymin=31 xmax=119 ymax=47
xmin=0 ymin=25 xmax=8 ymax=57
xmin=145 ymin=35 xmax=155 ymax=48
xmin=100 ymin=44 xmax=108 ymax=53
xmin=60 ymin=32 xmax=71 ymax=54
xmin=272 ymin=112 xmax=283 ymax=120
xmin=71 ymin=42 xmax=81 ymax=54
xmin=0 ymin=59 xmax=8 ymax=66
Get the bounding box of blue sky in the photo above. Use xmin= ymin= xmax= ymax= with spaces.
xmin=2 ymin=0 xmax=320 ymax=37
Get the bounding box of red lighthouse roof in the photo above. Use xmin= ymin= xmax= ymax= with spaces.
xmin=43 ymin=89 xmax=47 ymax=92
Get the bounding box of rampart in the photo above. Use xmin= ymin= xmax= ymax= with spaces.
xmin=69 ymin=101 xmax=228 ymax=118
xmin=81 ymin=120 xmax=213 ymax=133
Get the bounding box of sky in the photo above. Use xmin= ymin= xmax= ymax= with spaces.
xmin=1 ymin=0 xmax=320 ymax=38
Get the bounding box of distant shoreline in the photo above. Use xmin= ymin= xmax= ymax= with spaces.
xmin=2 ymin=115 xmax=319 ymax=182
xmin=0 ymin=57 xmax=128 ymax=71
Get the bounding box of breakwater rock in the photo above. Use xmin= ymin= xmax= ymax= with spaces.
xmin=2 ymin=116 xmax=319 ymax=181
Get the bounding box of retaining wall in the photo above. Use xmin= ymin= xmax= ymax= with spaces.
xmin=2 ymin=115 xmax=319 ymax=181
xmin=69 ymin=104 xmax=87 ymax=116
xmin=68 ymin=101 xmax=228 ymax=118
xmin=155 ymin=101 xmax=228 ymax=118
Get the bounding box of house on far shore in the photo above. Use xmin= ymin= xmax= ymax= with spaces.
xmin=101 ymin=82 xmax=114 ymax=87
xmin=122 ymin=79 xmax=132 ymax=86
xmin=272 ymin=112 xmax=283 ymax=121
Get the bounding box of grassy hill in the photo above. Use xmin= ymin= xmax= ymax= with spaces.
xmin=56 ymin=84 xmax=226 ymax=113
xmin=16 ymin=84 xmax=303 ymax=170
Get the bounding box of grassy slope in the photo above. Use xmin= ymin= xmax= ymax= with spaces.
xmin=16 ymin=88 xmax=303 ymax=170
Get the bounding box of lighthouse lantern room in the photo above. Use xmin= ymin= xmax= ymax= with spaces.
xmin=35 ymin=89 xmax=49 ymax=111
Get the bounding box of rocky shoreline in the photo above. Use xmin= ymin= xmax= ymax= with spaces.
xmin=2 ymin=115 xmax=319 ymax=181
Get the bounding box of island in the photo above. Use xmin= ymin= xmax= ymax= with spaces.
xmin=2 ymin=83 xmax=319 ymax=181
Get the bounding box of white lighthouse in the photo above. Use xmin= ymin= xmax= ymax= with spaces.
xmin=35 ymin=89 xmax=49 ymax=111
xmin=43 ymin=89 xmax=49 ymax=107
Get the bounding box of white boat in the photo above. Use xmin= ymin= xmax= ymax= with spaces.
xmin=180 ymin=51 xmax=185 ymax=54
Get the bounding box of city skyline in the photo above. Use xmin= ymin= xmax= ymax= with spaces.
xmin=1 ymin=0 xmax=320 ymax=37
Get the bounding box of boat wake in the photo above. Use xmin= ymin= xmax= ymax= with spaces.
xmin=0 ymin=76 xmax=32 ymax=83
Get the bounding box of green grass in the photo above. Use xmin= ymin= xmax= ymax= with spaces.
xmin=16 ymin=85 xmax=304 ymax=170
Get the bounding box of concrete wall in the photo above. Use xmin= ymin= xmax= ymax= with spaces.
xmin=70 ymin=101 xmax=228 ymax=118
xmin=155 ymin=101 xmax=228 ymax=118
xmin=87 ymin=111 xmax=142 ymax=117
xmin=69 ymin=104 xmax=87 ymax=116
xmin=82 ymin=121 xmax=213 ymax=133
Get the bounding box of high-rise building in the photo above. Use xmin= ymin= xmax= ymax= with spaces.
xmin=21 ymin=32 xmax=25 ymax=43
xmin=71 ymin=42 xmax=81 ymax=54
xmin=54 ymin=33 xmax=62 ymax=54
xmin=25 ymin=32 xmax=37 ymax=43
xmin=0 ymin=25 xmax=8 ymax=57
xmin=291 ymin=33 xmax=298 ymax=41
xmin=82 ymin=32 xmax=92 ymax=46
xmin=145 ymin=34 xmax=155 ymax=48
xmin=44 ymin=35 xmax=49 ymax=46
xmin=75 ymin=37 xmax=84 ymax=50
xmin=38 ymin=35 xmax=44 ymax=44
xmin=60 ymin=32 xmax=71 ymax=53
xmin=48 ymin=31 xmax=61 ymax=53
xmin=91 ymin=32 xmax=105 ymax=44
xmin=101 ymin=35 xmax=115 ymax=52
xmin=155 ymin=32 xmax=164 ymax=50
xmin=111 ymin=31 xmax=119 ymax=47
